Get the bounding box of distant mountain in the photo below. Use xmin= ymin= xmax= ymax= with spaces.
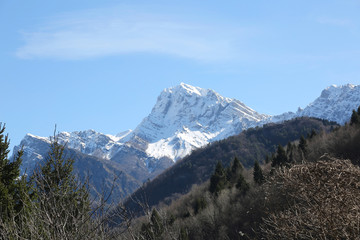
xmin=270 ymin=84 xmax=360 ymax=124
xmin=56 ymin=129 xmax=132 ymax=159
xmin=15 ymin=83 xmax=267 ymax=174
xmin=14 ymin=134 xmax=141 ymax=202
xmin=14 ymin=83 xmax=360 ymax=201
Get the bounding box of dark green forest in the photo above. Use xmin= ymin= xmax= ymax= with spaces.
xmin=1 ymin=108 xmax=360 ymax=239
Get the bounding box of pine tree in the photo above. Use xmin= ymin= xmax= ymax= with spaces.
xmin=140 ymin=209 xmax=164 ymax=239
xmin=209 ymin=161 xmax=227 ymax=194
xmin=286 ymin=141 xmax=293 ymax=155
xmin=194 ymin=197 xmax=207 ymax=214
xmin=226 ymin=157 xmax=243 ymax=184
xmin=236 ymin=173 xmax=249 ymax=195
xmin=350 ymin=109 xmax=360 ymax=125
xmin=0 ymin=124 xmax=30 ymax=223
xmin=32 ymin=133 xmax=90 ymax=236
xmin=288 ymin=149 xmax=295 ymax=163
xmin=253 ymin=160 xmax=265 ymax=185
xmin=299 ymin=135 xmax=307 ymax=157
xmin=265 ymin=155 xmax=271 ymax=164
xmin=271 ymin=144 xmax=288 ymax=167
xmin=309 ymin=129 xmax=317 ymax=139
xmin=150 ymin=208 xmax=164 ymax=237
xmin=286 ymin=142 xmax=295 ymax=164
xmin=272 ymin=144 xmax=288 ymax=167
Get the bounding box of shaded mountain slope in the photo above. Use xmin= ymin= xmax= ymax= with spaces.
xmin=123 ymin=117 xmax=337 ymax=211
xmin=69 ymin=148 xmax=142 ymax=202
xmin=18 ymin=136 xmax=142 ymax=202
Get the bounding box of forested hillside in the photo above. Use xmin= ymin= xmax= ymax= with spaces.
xmin=123 ymin=117 xmax=337 ymax=213
xmin=1 ymin=108 xmax=360 ymax=239
xmin=118 ymin=108 xmax=360 ymax=239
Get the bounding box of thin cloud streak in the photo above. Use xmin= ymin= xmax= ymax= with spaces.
xmin=15 ymin=7 xmax=242 ymax=61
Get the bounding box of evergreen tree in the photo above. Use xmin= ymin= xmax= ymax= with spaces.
xmin=253 ymin=160 xmax=265 ymax=185
xmin=299 ymin=135 xmax=307 ymax=157
xmin=226 ymin=157 xmax=243 ymax=184
xmin=231 ymin=157 xmax=242 ymax=174
xmin=209 ymin=161 xmax=227 ymax=194
xmin=286 ymin=142 xmax=295 ymax=164
xmin=309 ymin=129 xmax=317 ymax=139
xmin=140 ymin=222 xmax=153 ymax=239
xmin=286 ymin=141 xmax=293 ymax=155
xmin=272 ymin=145 xmax=288 ymax=167
xmin=0 ymin=124 xmax=30 ymax=223
xmin=265 ymin=155 xmax=271 ymax=164
xmin=288 ymin=149 xmax=295 ymax=164
xmin=140 ymin=209 xmax=164 ymax=239
xmin=194 ymin=197 xmax=207 ymax=215
xmin=32 ymin=134 xmax=90 ymax=236
xmin=236 ymin=173 xmax=249 ymax=195
xmin=150 ymin=208 xmax=164 ymax=237
xmin=350 ymin=109 xmax=360 ymax=125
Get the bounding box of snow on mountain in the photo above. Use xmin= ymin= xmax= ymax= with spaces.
xmin=132 ymin=83 xmax=268 ymax=161
xmin=296 ymin=84 xmax=360 ymax=124
xmin=13 ymin=134 xmax=51 ymax=173
xmin=17 ymin=83 xmax=268 ymax=165
xmin=269 ymin=84 xmax=360 ymax=124
xmin=116 ymin=130 xmax=133 ymax=141
xmin=15 ymin=83 xmax=360 ymax=176
xmin=56 ymin=130 xmax=125 ymax=159
xmin=16 ymin=129 xmax=131 ymax=166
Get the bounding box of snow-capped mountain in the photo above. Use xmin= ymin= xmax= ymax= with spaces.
xmin=297 ymin=84 xmax=360 ymax=124
xmin=13 ymin=133 xmax=142 ymax=201
xmin=56 ymin=129 xmax=131 ymax=159
xmin=15 ymin=129 xmax=132 ymax=166
xmin=270 ymin=84 xmax=360 ymax=124
xmin=15 ymin=83 xmax=267 ymax=178
xmin=131 ymin=83 xmax=268 ymax=160
xmin=14 ymin=83 xmax=360 ymax=181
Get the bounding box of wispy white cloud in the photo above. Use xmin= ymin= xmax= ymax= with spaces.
xmin=16 ymin=7 xmax=243 ymax=61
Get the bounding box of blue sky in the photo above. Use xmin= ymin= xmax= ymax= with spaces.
xmin=1 ymin=0 xmax=360 ymax=151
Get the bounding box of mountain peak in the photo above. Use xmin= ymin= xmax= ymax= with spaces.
xmin=325 ymin=83 xmax=357 ymax=91
xmin=159 ymin=83 xmax=229 ymax=108
xmin=296 ymin=84 xmax=360 ymax=124
xmin=133 ymin=83 xmax=267 ymax=160
xmin=319 ymin=84 xmax=358 ymax=99
xmin=177 ymin=82 xmax=205 ymax=96
xmin=162 ymin=82 xmax=210 ymax=97
xmin=25 ymin=133 xmax=50 ymax=143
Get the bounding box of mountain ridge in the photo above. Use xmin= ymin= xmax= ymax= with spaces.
xmin=13 ymin=83 xmax=360 ymax=201
xmin=122 ymin=117 xmax=339 ymax=214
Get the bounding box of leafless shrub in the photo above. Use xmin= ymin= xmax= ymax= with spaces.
xmin=261 ymin=158 xmax=360 ymax=239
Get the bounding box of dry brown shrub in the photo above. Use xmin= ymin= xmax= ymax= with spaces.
xmin=261 ymin=157 xmax=360 ymax=239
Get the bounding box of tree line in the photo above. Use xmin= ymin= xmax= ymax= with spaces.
xmin=1 ymin=106 xmax=360 ymax=239
xmin=0 ymin=124 xmax=119 ymax=239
